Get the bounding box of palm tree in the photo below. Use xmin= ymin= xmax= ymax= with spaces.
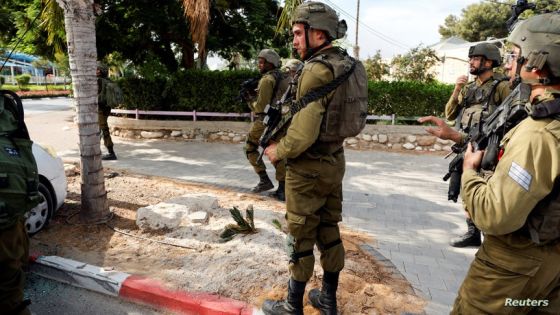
xmin=181 ymin=0 xmax=210 ymax=68
xmin=275 ymin=0 xmax=303 ymax=34
xmin=55 ymin=0 xmax=109 ymax=223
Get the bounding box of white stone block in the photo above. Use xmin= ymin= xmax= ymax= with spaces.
xmin=171 ymin=131 xmax=182 ymax=137
xmin=403 ymin=143 xmax=415 ymax=150
xmin=362 ymin=134 xmax=372 ymax=141
xmin=141 ymin=131 xmax=164 ymax=139
xmin=188 ymin=211 xmax=209 ymax=224
xmin=378 ymin=134 xmax=388 ymax=144
xmin=407 ymin=135 xmax=417 ymax=143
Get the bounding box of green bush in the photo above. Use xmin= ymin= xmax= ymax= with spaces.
xmin=15 ymin=74 xmax=31 ymax=90
xmin=368 ymin=81 xmax=453 ymax=117
xmin=117 ymin=70 xmax=453 ymax=117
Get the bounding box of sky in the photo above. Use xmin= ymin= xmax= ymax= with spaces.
xmin=324 ymin=0 xmax=482 ymax=59
xmin=209 ymin=0 xmax=484 ymax=69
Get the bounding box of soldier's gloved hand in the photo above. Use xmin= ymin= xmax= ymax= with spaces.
xmin=264 ymin=142 xmax=278 ymax=163
xmin=463 ymin=142 xmax=484 ymax=171
xmin=418 ymin=116 xmax=463 ymax=143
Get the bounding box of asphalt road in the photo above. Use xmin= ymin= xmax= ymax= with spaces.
xmin=25 ymin=272 xmax=162 ymax=315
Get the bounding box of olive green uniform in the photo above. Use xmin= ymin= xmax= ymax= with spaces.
xmin=275 ymin=47 xmax=346 ymax=282
xmin=452 ymin=90 xmax=560 ymax=314
xmin=445 ymin=74 xmax=511 ymax=130
xmin=98 ymin=78 xmax=114 ymax=150
xmin=245 ymin=70 xmax=286 ymax=181
xmin=0 ymin=220 xmax=30 ymax=315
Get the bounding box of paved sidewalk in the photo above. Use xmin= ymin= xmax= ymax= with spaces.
xmin=54 ymin=139 xmax=475 ymax=314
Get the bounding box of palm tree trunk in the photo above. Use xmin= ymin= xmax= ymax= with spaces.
xmin=56 ymin=0 xmax=109 ymax=223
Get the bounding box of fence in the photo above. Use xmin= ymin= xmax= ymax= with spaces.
xmin=111 ymin=109 xmax=409 ymax=124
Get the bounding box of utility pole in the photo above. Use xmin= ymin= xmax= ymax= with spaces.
xmin=353 ymin=0 xmax=360 ymax=59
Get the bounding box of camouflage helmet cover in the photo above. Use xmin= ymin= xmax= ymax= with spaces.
xmin=258 ymin=49 xmax=281 ymax=68
xmin=468 ymin=43 xmax=502 ymax=67
xmin=507 ymin=12 xmax=560 ymax=78
xmin=284 ymin=59 xmax=303 ymax=71
xmin=291 ymin=1 xmax=347 ymax=40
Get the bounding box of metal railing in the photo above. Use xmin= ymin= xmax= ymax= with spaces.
xmin=111 ymin=109 xmax=403 ymax=124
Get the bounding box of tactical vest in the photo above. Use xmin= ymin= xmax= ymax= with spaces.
xmin=98 ymin=78 xmax=124 ymax=114
xmin=270 ymin=69 xmax=290 ymax=106
xmin=458 ymin=76 xmax=507 ymax=131
xmin=521 ymin=98 xmax=560 ymax=245
xmin=0 ymin=90 xmax=41 ymax=230
xmin=307 ymin=49 xmax=368 ymax=143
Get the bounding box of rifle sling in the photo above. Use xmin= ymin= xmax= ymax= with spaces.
xmin=530 ymin=98 xmax=560 ymax=119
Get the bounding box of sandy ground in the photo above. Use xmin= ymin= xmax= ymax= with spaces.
xmin=30 ymin=168 xmax=425 ymax=315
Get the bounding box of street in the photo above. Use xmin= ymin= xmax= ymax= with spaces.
xmin=23 ymin=97 xmax=474 ymax=315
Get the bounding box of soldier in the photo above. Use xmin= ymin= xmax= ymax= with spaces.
xmin=245 ymin=49 xmax=289 ymax=200
xmin=283 ymin=59 xmax=303 ymax=79
xmin=97 ymin=63 xmax=118 ymax=160
xmin=0 ymin=91 xmax=39 ymax=315
xmin=262 ymin=2 xmax=366 ymax=314
xmin=445 ymin=42 xmax=511 ymax=248
xmin=424 ymin=12 xmax=560 ymax=314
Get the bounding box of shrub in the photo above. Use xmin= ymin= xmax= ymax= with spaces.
xmin=118 ymin=71 xmax=454 ymax=118
xmin=15 ymin=74 xmax=31 ymax=90
xmin=368 ymin=81 xmax=453 ymax=117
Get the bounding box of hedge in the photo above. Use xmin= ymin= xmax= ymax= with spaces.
xmin=117 ymin=70 xmax=454 ymax=117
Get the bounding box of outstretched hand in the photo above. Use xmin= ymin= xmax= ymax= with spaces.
xmin=417 ymin=116 xmax=462 ymax=143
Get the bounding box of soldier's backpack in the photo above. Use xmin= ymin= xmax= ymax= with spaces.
xmin=99 ymin=78 xmax=124 ymax=108
xmin=297 ymin=49 xmax=368 ymax=142
xmin=0 ymin=90 xmax=41 ymax=230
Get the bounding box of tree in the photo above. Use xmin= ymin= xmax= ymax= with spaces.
xmin=364 ymin=50 xmax=389 ymax=81
xmin=55 ymin=0 xmax=109 ymax=223
xmin=182 ymin=0 xmax=210 ymax=66
xmin=439 ymin=0 xmax=560 ymax=41
xmin=391 ymin=45 xmax=439 ymax=83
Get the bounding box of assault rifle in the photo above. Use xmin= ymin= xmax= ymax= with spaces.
xmin=256 ymin=78 xmax=297 ymax=164
xmin=444 ymin=83 xmax=531 ymax=202
xmin=237 ymin=77 xmax=260 ymax=103
xmin=506 ymin=0 xmax=536 ymax=31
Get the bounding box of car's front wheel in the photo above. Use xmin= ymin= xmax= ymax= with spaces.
xmin=25 ymin=182 xmax=53 ymax=235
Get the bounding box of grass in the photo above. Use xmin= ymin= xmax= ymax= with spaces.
xmin=1 ymin=84 xmax=71 ymax=91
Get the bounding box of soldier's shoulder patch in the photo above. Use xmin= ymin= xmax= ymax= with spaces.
xmin=508 ymin=161 xmax=532 ymax=191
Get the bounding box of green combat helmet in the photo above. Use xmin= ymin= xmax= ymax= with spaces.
xmin=291 ymin=1 xmax=347 ymax=41
xmin=508 ymin=12 xmax=560 ymax=84
xmin=258 ymin=49 xmax=281 ymax=68
xmin=468 ymin=42 xmax=502 ymax=67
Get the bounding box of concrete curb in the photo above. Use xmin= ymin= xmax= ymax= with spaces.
xmin=30 ymin=255 xmax=258 ymax=315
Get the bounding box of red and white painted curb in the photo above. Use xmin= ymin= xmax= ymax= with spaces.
xmin=30 ymin=255 xmax=261 ymax=315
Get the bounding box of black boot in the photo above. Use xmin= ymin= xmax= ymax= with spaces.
xmin=450 ymin=218 xmax=481 ymax=247
xmin=262 ymin=278 xmax=306 ymax=315
xmin=309 ymin=271 xmax=339 ymax=315
xmin=273 ymin=181 xmax=285 ymax=201
xmin=252 ymin=171 xmax=274 ymax=193
xmin=102 ymin=147 xmax=117 ymax=160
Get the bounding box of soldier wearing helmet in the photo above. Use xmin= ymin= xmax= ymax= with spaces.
xmin=263 ymin=2 xmax=359 ymax=314
xmin=283 ymin=59 xmax=303 ymax=79
xmin=450 ymin=12 xmax=560 ymax=314
xmin=444 ymin=42 xmax=512 ymax=248
xmin=244 ymin=48 xmax=289 ymax=200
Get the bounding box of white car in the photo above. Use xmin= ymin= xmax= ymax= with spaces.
xmin=26 ymin=143 xmax=67 ymax=234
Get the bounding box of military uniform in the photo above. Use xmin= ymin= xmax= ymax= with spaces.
xmin=275 ymin=47 xmax=346 ymax=282
xmin=0 ymin=220 xmax=30 ymax=315
xmin=98 ymin=77 xmax=114 ymax=153
xmin=245 ymin=70 xmax=287 ymax=182
xmin=453 ymin=89 xmax=560 ymax=314
xmin=445 ymin=74 xmax=511 ymax=130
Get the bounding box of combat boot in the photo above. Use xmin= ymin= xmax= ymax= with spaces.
xmin=252 ymin=171 xmax=274 ymax=193
xmin=450 ymin=219 xmax=481 ymax=247
xmin=273 ymin=181 xmax=285 ymax=201
xmin=262 ymin=278 xmax=305 ymax=315
xmin=309 ymin=271 xmax=339 ymax=315
xmin=102 ymin=147 xmax=117 ymax=160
